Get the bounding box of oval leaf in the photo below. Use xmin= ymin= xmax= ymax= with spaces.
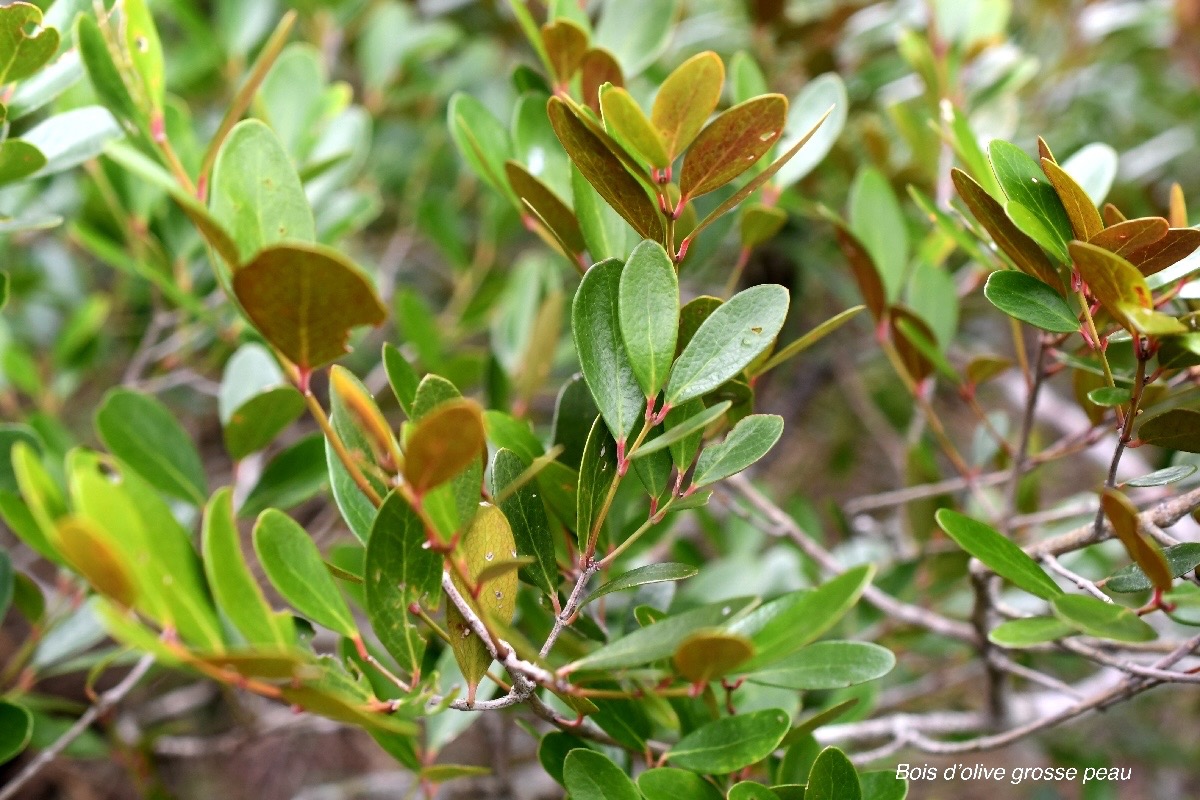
xmin=95 ymin=389 xmax=207 ymax=505
xmin=254 ymin=510 xmax=356 ymax=637
xmin=619 ymin=239 xmax=679 ymax=398
xmin=680 ymin=94 xmax=787 ymax=201
xmin=668 ymin=708 xmax=790 ymax=773
xmin=983 ymin=271 xmax=1079 ymax=333
xmin=652 ymin=51 xmax=724 ymax=162
xmin=403 ymin=398 xmax=486 ymax=496
xmin=691 ymin=414 xmax=784 ymax=489
xmin=935 ymin=509 xmax=1062 ymax=600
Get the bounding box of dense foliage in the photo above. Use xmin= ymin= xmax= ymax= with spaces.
xmin=3 ymin=1 xmax=1200 ymax=798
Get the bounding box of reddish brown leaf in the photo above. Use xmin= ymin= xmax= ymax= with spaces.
xmin=1089 ymin=217 xmax=1169 ymax=258
xmin=540 ymin=20 xmax=588 ymax=85
xmin=1102 ymin=203 xmax=1127 ymax=226
xmin=505 ymin=161 xmax=587 ymax=258
xmin=679 ymin=94 xmax=787 ymax=201
xmin=834 ymin=226 xmax=886 ymax=322
xmin=1102 ymin=488 xmax=1172 ymax=592
xmin=652 ymin=51 xmax=725 ymax=162
xmin=580 ymin=47 xmax=623 ymax=115
xmin=1125 ymin=228 xmax=1200 ymax=276
xmin=403 ymin=398 xmax=486 ymax=496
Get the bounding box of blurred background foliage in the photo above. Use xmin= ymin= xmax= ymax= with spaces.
xmin=4 ymin=0 xmax=1200 ymax=798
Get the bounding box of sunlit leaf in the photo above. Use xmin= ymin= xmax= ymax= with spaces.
xmin=652 ymin=51 xmax=724 ymax=162
xmin=679 ymin=95 xmax=787 ymax=201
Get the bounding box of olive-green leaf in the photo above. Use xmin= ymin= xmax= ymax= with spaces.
xmin=665 ymin=284 xmax=789 ymax=406
xmin=1051 ymin=594 xmax=1157 ymax=642
xmin=936 ymin=509 xmax=1062 ymax=600
xmin=566 ymin=597 xmax=758 ymax=672
xmin=1040 ymin=157 xmax=1103 ymax=241
xmin=95 ymin=389 xmax=207 ymax=506
xmin=745 ymin=641 xmax=895 ymax=690
xmin=403 ymin=398 xmax=486 ymax=496
xmin=0 ymin=140 xmax=46 ymax=186
xmin=983 ymin=270 xmax=1079 ymax=333
xmin=0 ymin=2 xmax=59 ymax=84
xmin=668 ymin=708 xmax=790 ymax=773
xmin=634 ymin=401 xmax=730 ymax=459
xmin=563 ymin=749 xmax=641 ymax=800
xmin=652 ymin=51 xmax=724 ymax=162
xmin=254 ymin=510 xmax=356 ymax=637
xmin=1125 ymin=465 xmax=1196 ymax=488
xmin=732 ymin=565 xmax=874 ymax=669
xmin=218 ymin=344 xmax=305 ymax=459
xmin=583 ymin=562 xmax=697 ymax=604
xmin=0 ymin=700 xmax=33 ymax=764
xmin=988 ymin=616 xmax=1074 ymax=648
xmin=573 ymin=258 xmax=646 ymax=442
xmin=807 ymin=746 xmax=862 ymax=800
xmin=619 ymin=239 xmax=679 ymax=398
xmin=638 ymin=768 xmax=724 ymax=800
xmin=1106 ymin=543 xmax=1200 ymax=593
xmin=691 ymin=414 xmax=783 ymax=489
xmin=601 ymin=84 xmax=669 ymax=168
xmin=1069 ymin=241 xmax=1185 ymax=336
xmin=1139 ymin=409 xmax=1200 ymax=453
xmin=210 ymin=119 xmax=314 ymax=263
xmin=548 ymin=97 xmax=663 ymax=242
xmin=492 ymin=448 xmax=558 ymax=596
xmin=123 ymin=0 xmax=165 ymax=112
xmin=673 ymin=631 xmax=754 ymax=683
xmin=202 ymin=488 xmax=292 ymax=647
xmin=505 ymin=160 xmax=586 ymax=258
xmin=1090 ymin=217 xmax=1168 ymax=258
xmin=679 ymin=94 xmax=787 ymax=201
xmin=232 ymin=242 xmax=387 ymax=372
xmin=365 ymin=490 xmax=441 ymax=676
xmin=576 ymin=415 xmax=617 ymax=547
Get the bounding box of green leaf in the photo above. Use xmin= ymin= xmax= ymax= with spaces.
xmin=576 ymin=415 xmax=617 ymax=547
xmin=95 ymin=389 xmax=207 ymax=506
xmin=209 ymin=119 xmax=314 ymax=263
xmin=254 ymin=510 xmax=356 ymax=637
xmin=691 ymin=414 xmax=784 ymax=489
xmin=75 ymin=14 xmax=143 ymax=134
xmin=584 ymin=562 xmax=698 ymax=604
xmin=1106 ymin=543 xmax=1200 ymax=593
xmin=774 ymin=73 xmax=848 ymax=188
xmin=638 ymin=767 xmax=724 ymax=800
xmin=733 ymin=566 xmax=874 ymax=669
xmin=53 ymin=517 xmax=139 ymax=608
xmin=202 ymin=489 xmax=292 ymax=647
xmin=505 ymin=160 xmax=586 ymax=260
xmin=858 ymin=770 xmax=908 ymax=800
xmin=728 ymin=783 xmax=781 ymax=800
xmin=754 ymin=306 xmax=865 ymax=376
xmin=448 ymin=92 xmax=516 ymax=202
xmin=1051 ymin=594 xmax=1157 ymax=642
xmin=807 ymin=747 xmax=862 ymax=800
xmin=0 ymin=550 xmax=11 ymax=622
xmin=634 ymin=401 xmax=730 ymax=459
xmin=240 ymin=434 xmax=328 ymax=518
xmin=0 ymin=140 xmax=46 ymax=186
xmin=382 ymin=343 xmax=420 ymax=417
xmin=573 ymin=163 xmax=631 ymax=262
xmin=1070 ymin=241 xmax=1185 ymax=336
xmin=989 ymin=140 xmax=1074 ymax=261
xmin=0 ymin=700 xmax=33 ymax=764
xmin=593 ymin=0 xmax=679 ymax=77
xmin=619 ymin=240 xmax=679 ymax=398
xmin=1125 ymin=465 xmax=1196 ymax=488
xmin=219 ymin=344 xmax=305 ymax=459
xmin=365 ymin=490 xmax=441 ymax=676
xmin=935 ymin=509 xmax=1063 ymax=600
xmin=668 ymin=708 xmax=790 ymax=773
xmin=493 ymin=448 xmax=558 ymax=596
xmin=123 ymin=0 xmax=165 ymax=112
xmin=233 ymin=242 xmax=387 ymax=372
xmin=988 ymin=616 xmax=1074 ymax=648
xmin=23 ymin=106 xmax=121 ymax=177
xmin=983 ymin=271 xmax=1079 ymax=333
xmin=563 ymin=749 xmax=641 ymax=800
xmin=0 ymin=2 xmax=59 ymax=83
xmin=849 ymin=167 xmax=908 ymax=301
xmin=652 ymin=51 xmax=724 ymax=162
xmin=1139 ymin=409 xmax=1200 ymax=453
xmin=679 ymin=95 xmax=787 ymax=201
xmin=745 ymin=641 xmax=894 ymax=690
xmin=665 ymin=284 xmax=789 ymax=406
xmin=573 ymin=258 xmax=646 ymax=442
xmin=566 ymin=597 xmax=758 ymax=672
xmin=1087 ymin=386 xmax=1131 ymax=407
xmin=601 ymin=85 xmax=669 ymax=168
xmin=951 ymin=168 xmax=1063 ymax=292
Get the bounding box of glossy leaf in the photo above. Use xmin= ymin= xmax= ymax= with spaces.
xmin=210 ymin=120 xmax=314 ymax=263
xmin=563 ymin=749 xmax=641 ymax=800
xmin=403 ymin=397 xmax=485 ymax=496
xmin=691 ymin=414 xmax=784 ymax=489
xmin=0 ymin=701 xmax=33 ymax=764
xmin=728 ymin=784 xmax=781 ymax=800
xmin=254 ymin=510 xmax=356 ymax=637
xmin=492 ymin=448 xmax=558 ymax=595
xmin=679 ymin=95 xmax=787 ymax=201
xmin=745 ymin=641 xmax=894 ymax=690
xmin=1102 ymin=488 xmax=1173 ymax=592
xmin=203 ymin=489 xmax=291 ymax=647
xmin=365 ymin=490 xmax=441 ymax=676
xmin=619 ymin=239 xmax=679 ymax=398
xmin=668 ymin=708 xmax=790 ymax=773
xmin=576 ymin=415 xmax=617 ymax=546
xmin=1069 ymin=241 xmax=1185 ymax=336
xmin=566 ymin=597 xmax=757 ymax=672
xmin=1106 ymin=543 xmax=1200 ymax=593
xmin=988 ymin=616 xmax=1074 ymax=648
xmin=1051 ymin=594 xmax=1157 ymax=642
xmin=935 ymin=509 xmax=1063 ymax=600
xmin=983 ymin=270 xmax=1079 ymax=333
xmin=1090 ymin=217 xmax=1169 ymax=257
xmin=573 ymin=258 xmax=645 ymax=442
xmin=989 ymin=140 xmax=1074 ymax=260
xmin=548 ymin=97 xmax=663 ymax=241
xmin=1127 ymin=228 xmax=1200 ymax=277
xmin=638 ymin=768 xmax=724 ymax=800
xmin=634 ymin=401 xmax=730 ymax=459
xmin=807 ymin=747 xmax=862 ymax=800
xmin=1125 ymin=464 xmax=1197 ymax=487
xmin=1040 ymin=157 xmax=1103 ymax=241
xmin=601 ymin=85 xmax=669 ymax=168
xmin=665 ymin=284 xmax=789 ymax=406
xmin=652 ymin=51 xmax=724 ymax=162
xmin=233 ymin=242 xmax=387 ymax=371
xmin=1087 ymin=386 xmax=1131 ymax=407
xmin=95 ymin=389 xmax=207 ymax=505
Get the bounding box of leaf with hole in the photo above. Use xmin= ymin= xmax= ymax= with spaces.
xmin=0 ymin=2 xmax=59 ymax=83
